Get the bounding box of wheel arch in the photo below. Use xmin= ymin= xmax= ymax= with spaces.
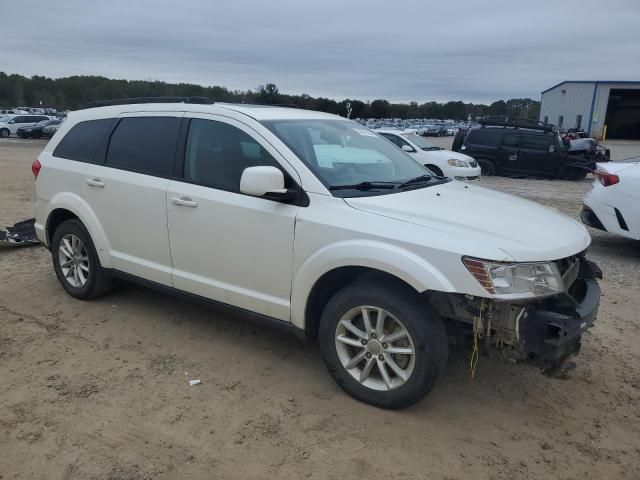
xmin=45 ymin=192 xmax=112 ymax=267
xmin=291 ymin=240 xmax=456 ymax=337
xmin=424 ymin=164 xmax=444 ymax=176
xmin=474 ymin=155 xmax=498 ymax=174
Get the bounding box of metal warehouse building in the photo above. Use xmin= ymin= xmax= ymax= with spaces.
xmin=540 ymin=80 xmax=640 ymax=140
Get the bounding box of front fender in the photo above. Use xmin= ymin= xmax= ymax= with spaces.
xmin=290 ymin=240 xmax=456 ymax=329
xmin=44 ymin=192 xmax=113 ymax=268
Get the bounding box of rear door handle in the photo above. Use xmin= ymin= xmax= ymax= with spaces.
xmin=171 ymin=196 xmax=198 ymax=208
xmin=86 ymin=178 xmax=105 ymax=187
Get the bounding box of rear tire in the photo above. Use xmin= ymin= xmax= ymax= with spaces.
xmin=318 ymin=279 xmax=448 ymax=409
xmin=560 ymin=167 xmax=587 ymax=181
xmin=51 ymin=219 xmax=112 ymax=299
xmin=477 ymin=158 xmax=497 ymax=176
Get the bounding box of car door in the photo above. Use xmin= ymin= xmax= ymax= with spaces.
xmin=167 ymin=115 xmax=300 ymax=321
xmin=517 ymin=134 xmax=558 ymax=175
xmin=22 ymin=116 xmax=39 ymax=128
xmin=495 ymin=132 xmax=520 ymax=172
xmin=83 ymin=113 xmax=182 ymax=286
xmin=8 ymin=116 xmax=25 ymax=134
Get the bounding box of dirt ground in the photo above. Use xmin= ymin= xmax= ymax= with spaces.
xmin=1 ymin=138 xmax=639 ymax=480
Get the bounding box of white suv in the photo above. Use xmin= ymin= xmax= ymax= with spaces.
xmin=33 ymin=99 xmax=601 ymax=408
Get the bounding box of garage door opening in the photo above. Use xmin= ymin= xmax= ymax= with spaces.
xmin=604 ymin=89 xmax=640 ymax=140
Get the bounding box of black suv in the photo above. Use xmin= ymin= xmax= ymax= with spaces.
xmin=458 ymin=119 xmax=593 ymax=180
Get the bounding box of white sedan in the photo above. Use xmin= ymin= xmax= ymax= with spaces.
xmin=375 ymin=129 xmax=481 ymax=181
xmin=581 ymin=159 xmax=640 ymax=240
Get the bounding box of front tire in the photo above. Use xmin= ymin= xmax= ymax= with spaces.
xmin=477 ymin=158 xmax=497 ymax=176
xmin=319 ymin=279 xmax=448 ymax=409
xmin=51 ymin=219 xmax=112 ymax=299
xmin=0 ymin=128 xmax=9 ymax=138
xmin=560 ymin=167 xmax=587 ymax=181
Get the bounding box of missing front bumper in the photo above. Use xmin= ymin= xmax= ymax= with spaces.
xmin=0 ymin=218 xmax=39 ymax=248
xmin=505 ymin=258 xmax=602 ymax=369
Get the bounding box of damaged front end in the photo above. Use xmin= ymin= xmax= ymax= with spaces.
xmin=430 ymin=253 xmax=602 ymax=372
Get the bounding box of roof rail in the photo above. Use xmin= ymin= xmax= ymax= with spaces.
xmin=478 ymin=117 xmax=556 ymax=133
xmin=81 ymin=96 xmax=214 ymax=109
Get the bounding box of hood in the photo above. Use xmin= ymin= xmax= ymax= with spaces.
xmin=344 ymin=181 xmax=590 ymax=262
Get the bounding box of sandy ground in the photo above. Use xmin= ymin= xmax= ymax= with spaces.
xmin=1 ymin=138 xmax=639 ymax=480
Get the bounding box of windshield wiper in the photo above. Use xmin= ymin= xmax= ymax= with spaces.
xmin=398 ymin=174 xmax=434 ymax=188
xmin=329 ymin=181 xmax=399 ymax=191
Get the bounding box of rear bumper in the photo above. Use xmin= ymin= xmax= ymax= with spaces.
xmin=518 ymin=259 xmax=601 ymax=367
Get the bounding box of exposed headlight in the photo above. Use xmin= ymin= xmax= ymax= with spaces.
xmin=448 ymin=159 xmax=470 ymax=167
xmin=463 ymin=257 xmax=564 ymax=299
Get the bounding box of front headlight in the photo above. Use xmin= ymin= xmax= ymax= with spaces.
xmin=447 ymin=158 xmax=470 ymax=167
xmin=463 ymin=257 xmax=564 ymax=299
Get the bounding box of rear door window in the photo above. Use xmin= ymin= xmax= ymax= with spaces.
xmin=482 ymin=130 xmax=502 ymax=146
xmin=53 ymin=119 xmax=114 ymax=162
xmin=106 ymin=117 xmax=181 ymax=177
xmin=520 ymin=135 xmax=552 ymax=151
xmin=501 ymin=133 xmax=519 ymax=148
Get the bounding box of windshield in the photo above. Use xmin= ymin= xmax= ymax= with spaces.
xmin=263 ymin=119 xmax=437 ymax=196
xmin=400 ymin=132 xmax=440 ymax=150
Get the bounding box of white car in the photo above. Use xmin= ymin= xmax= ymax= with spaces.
xmin=0 ymin=114 xmax=52 ymax=137
xmin=376 ymin=129 xmax=481 ymax=180
xmin=581 ymin=159 xmax=640 ymax=240
xmin=34 ymin=100 xmax=600 ymax=409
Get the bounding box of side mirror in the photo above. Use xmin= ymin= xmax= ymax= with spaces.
xmin=240 ymin=166 xmax=296 ymax=201
xmin=401 ymin=145 xmax=415 ymax=153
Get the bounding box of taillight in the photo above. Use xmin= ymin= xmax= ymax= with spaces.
xmin=594 ymin=170 xmax=619 ymax=187
xmin=32 ymin=159 xmax=42 ymax=179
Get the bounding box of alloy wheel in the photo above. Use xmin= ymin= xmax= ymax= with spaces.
xmin=335 ymin=306 xmax=416 ymax=391
xmin=58 ymin=234 xmax=90 ymax=288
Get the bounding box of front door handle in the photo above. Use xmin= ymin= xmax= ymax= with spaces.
xmin=171 ymin=196 xmax=198 ymax=208
xmin=86 ymin=178 xmax=105 ymax=187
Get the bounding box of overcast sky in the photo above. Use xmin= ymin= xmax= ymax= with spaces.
xmin=3 ymin=0 xmax=639 ymax=104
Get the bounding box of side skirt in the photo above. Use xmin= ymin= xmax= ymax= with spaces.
xmin=110 ymin=270 xmax=307 ymax=341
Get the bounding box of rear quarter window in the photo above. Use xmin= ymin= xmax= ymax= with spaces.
xmin=53 ymin=119 xmax=114 ymax=162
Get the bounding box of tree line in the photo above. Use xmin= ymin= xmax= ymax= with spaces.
xmin=0 ymin=72 xmax=540 ymax=120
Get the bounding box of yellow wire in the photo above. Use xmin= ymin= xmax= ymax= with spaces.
xmin=470 ymin=298 xmax=485 ymax=379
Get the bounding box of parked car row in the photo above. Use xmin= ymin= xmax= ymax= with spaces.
xmin=358 ymin=118 xmax=472 ymax=137
xmin=0 ymin=114 xmax=63 ymax=138
xmin=0 ymin=106 xmax=58 ymax=116
xmin=17 ymin=118 xmax=64 ymax=139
